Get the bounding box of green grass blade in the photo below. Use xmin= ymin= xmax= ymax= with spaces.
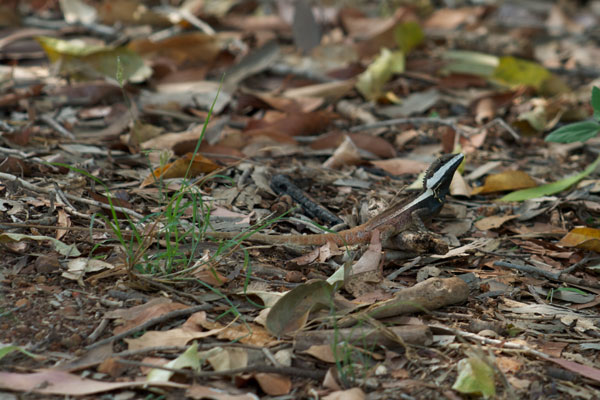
xmin=499 ymin=155 xmax=600 ymax=202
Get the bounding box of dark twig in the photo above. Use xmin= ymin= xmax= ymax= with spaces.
xmin=494 ymin=260 xmax=600 ymax=289
xmin=271 ymin=174 xmax=344 ymax=226
xmin=0 ymin=172 xmax=144 ymax=219
xmin=85 ymin=304 xmax=212 ymax=350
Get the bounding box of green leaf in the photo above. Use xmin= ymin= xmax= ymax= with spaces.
xmin=394 ymin=21 xmax=424 ymax=53
xmin=544 ymin=120 xmax=600 ymax=143
xmin=493 ymin=56 xmax=551 ymax=90
xmin=499 ymin=155 xmax=600 ymax=202
xmin=266 ymin=280 xmax=335 ymax=337
xmin=147 ymin=342 xmax=200 ymax=382
xmin=35 ymin=36 xmax=151 ymax=83
xmin=592 ymin=86 xmax=600 ymax=120
xmin=356 ymin=48 xmax=404 ymax=101
xmin=441 ymin=50 xmax=498 ymax=77
xmin=0 ymin=344 xmax=37 ymax=361
xmin=452 ymin=356 xmax=496 ymax=398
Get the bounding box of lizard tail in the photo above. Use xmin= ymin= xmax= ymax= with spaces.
xmin=205 ymin=230 xmax=352 ymax=246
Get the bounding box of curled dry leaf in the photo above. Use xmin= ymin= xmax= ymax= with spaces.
xmin=322 ymin=135 xmax=361 ymax=169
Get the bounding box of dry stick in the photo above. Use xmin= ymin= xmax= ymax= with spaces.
xmin=87 ymin=318 xmax=109 ymax=343
xmin=136 ymin=276 xmax=210 ymax=304
xmin=494 ymin=260 xmax=600 ymax=289
xmin=350 ymin=117 xmax=465 ymax=135
xmin=85 ymin=304 xmax=212 ymax=350
xmin=433 ymin=325 xmax=556 ymax=361
xmin=485 ymin=117 xmax=520 ymax=141
xmin=0 ymin=145 xmax=60 ymax=171
xmin=38 ymin=114 xmax=76 ymax=140
xmin=115 ymin=359 xmax=327 ymax=380
xmin=53 ymin=182 xmax=105 ymax=225
xmin=0 ymin=171 xmax=144 ymax=220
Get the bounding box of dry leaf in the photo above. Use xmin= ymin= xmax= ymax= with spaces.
xmin=471 ymin=170 xmax=537 ymax=195
xmin=558 ymin=227 xmax=600 ymax=252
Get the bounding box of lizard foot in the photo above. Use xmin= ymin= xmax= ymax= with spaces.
xmin=387 ymin=231 xmax=449 ymax=254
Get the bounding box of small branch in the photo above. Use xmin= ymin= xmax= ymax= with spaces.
xmin=85 ymin=304 xmax=212 ymax=350
xmin=87 ymin=318 xmax=109 ymax=343
xmin=39 ymin=114 xmax=75 ymax=140
xmin=0 ymin=145 xmax=61 ymax=171
xmin=494 ymin=260 xmax=600 ymax=289
xmin=0 ymin=171 xmax=144 ymax=220
xmin=483 ymin=117 xmax=520 ymax=141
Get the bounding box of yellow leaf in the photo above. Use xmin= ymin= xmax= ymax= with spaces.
xmin=356 ymin=48 xmax=404 ymax=101
xmin=141 ymin=153 xmax=219 ymax=187
xmin=558 ymin=227 xmax=600 ymax=252
xmin=471 ymin=171 xmax=537 ymax=195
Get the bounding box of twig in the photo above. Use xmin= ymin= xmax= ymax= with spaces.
xmin=350 ymin=117 xmax=466 ymax=135
xmin=115 ymin=359 xmax=327 ymax=380
xmin=561 ymin=255 xmax=591 ymax=275
xmin=135 ymin=276 xmax=212 ymax=304
xmin=0 ymin=145 xmax=61 ymax=171
xmin=432 ymin=324 xmax=551 ymax=359
xmin=386 ymin=256 xmax=421 ymax=280
xmin=38 ymin=114 xmax=75 ymax=140
xmin=0 ymin=171 xmax=144 ymax=219
xmin=262 ymin=347 xmax=282 ymax=367
xmin=483 ymin=117 xmax=520 ymax=141
xmin=85 ymin=304 xmax=212 ymax=350
xmin=494 ymin=260 xmax=600 ymax=289
xmin=87 ymin=318 xmax=109 ymax=343
xmin=52 ymin=182 xmax=103 ymax=224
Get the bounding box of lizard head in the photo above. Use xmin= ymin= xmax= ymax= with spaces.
xmin=423 ymin=153 xmax=464 ymax=200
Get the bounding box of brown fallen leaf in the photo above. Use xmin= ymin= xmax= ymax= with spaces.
xmin=322 ymin=135 xmax=362 ymax=169
xmin=548 ymin=357 xmax=600 ymax=384
xmin=323 ymin=387 xmax=366 ymax=400
xmin=370 ymin=158 xmax=429 ymax=175
xmin=311 ymin=131 xmax=397 ymax=159
xmin=245 ymin=110 xmax=339 ymax=137
xmin=124 ymin=316 xmax=227 ymax=350
xmin=186 ymin=385 xmax=259 ymax=400
xmin=0 ymin=369 xmax=185 ymax=396
xmin=105 ymin=298 xmax=188 ymax=335
xmin=129 ymin=32 xmax=221 ymax=67
xmin=254 ymin=373 xmax=292 ymax=396
xmin=424 ymin=6 xmax=487 ymax=30
xmin=474 ymin=214 xmax=519 ymax=231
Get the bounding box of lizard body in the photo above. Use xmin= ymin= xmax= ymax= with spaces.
xmin=207 ymin=153 xmax=464 ymax=248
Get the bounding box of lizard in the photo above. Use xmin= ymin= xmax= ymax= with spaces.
xmin=205 ymin=153 xmax=464 ymax=252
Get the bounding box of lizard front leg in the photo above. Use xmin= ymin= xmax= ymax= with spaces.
xmin=386 ymin=208 xmax=449 ymax=254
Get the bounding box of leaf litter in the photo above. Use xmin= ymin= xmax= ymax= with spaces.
xmin=2 ymin=1 xmax=600 ymax=399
